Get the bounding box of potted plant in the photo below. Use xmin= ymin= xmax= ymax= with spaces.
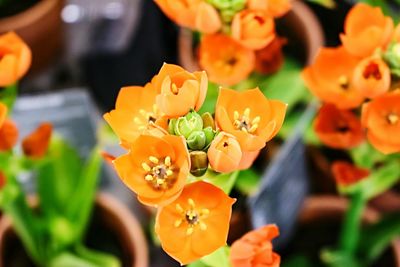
xmin=0 ymin=32 xmax=148 ymax=267
xmin=103 ymin=62 xmax=287 ymax=265
xmin=294 ymin=3 xmax=400 ymax=266
xmin=0 ymin=0 xmax=65 ymax=73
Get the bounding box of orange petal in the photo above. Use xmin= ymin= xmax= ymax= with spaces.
xmin=0 ymin=119 xmax=18 ymax=151
xmin=208 ymin=132 xmax=242 ymax=173
xmin=0 ymin=103 xmax=7 ymax=127
xmin=195 ymin=3 xmax=222 ymax=34
xmin=22 ymin=123 xmax=52 ymax=159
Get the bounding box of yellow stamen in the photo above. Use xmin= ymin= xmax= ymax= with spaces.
xmin=249 ymin=124 xmax=258 ymax=133
xmin=252 ymin=116 xmax=261 ymax=124
xmin=338 ymin=75 xmax=349 ymax=88
xmin=145 ymin=175 xmax=153 ymax=181
xmin=166 ymin=169 xmax=173 ymax=176
xmin=200 ymin=222 xmax=207 ymax=231
xmin=388 ymin=113 xmax=399 ymax=124
xmin=188 ymin=198 xmax=195 ymax=208
xmin=186 ymin=227 xmax=194 ymax=236
xmin=201 ymin=209 xmax=210 ymax=216
xmin=174 ymin=220 xmax=182 ymax=227
xmin=156 ymin=179 xmax=164 ymax=185
xmin=176 ymin=204 xmax=184 ymax=213
xmin=149 ymin=156 xmax=159 ymax=164
xmin=244 ymin=108 xmax=250 ymax=118
xmin=234 ymin=111 xmax=240 ymax=120
xmin=134 ymin=117 xmax=142 ymax=124
xmin=142 ymin=163 xmax=151 ymax=172
xmin=171 ymin=83 xmax=179 ymax=94
xmin=164 ymin=156 xmax=171 ymax=166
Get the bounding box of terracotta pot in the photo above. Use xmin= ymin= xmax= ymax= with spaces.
xmin=0 ymin=193 xmax=148 ymax=267
xmin=0 ymin=0 xmax=65 ymax=74
xmin=178 ymin=0 xmax=324 ymax=72
xmin=283 ymin=195 xmax=400 ymax=267
xmin=370 ymin=190 xmax=400 ymax=214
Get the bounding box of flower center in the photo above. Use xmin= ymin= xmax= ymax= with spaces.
xmin=387 ymin=113 xmax=399 ymax=125
xmin=233 ymin=108 xmax=260 ymax=134
xmin=363 ymin=62 xmax=382 ymax=80
xmin=142 ymin=156 xmax=176 ymax=190
xmin=338 ymin=75 xmax=349 ymax=90
xmin=135 ymin=105 xmax=160 ymax=130
xmin=174 ymin=198 xmax=209 ymax=235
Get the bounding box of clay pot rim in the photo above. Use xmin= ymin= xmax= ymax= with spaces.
xmin=0 ymin=192 xmax=149 ymax=267
xmin=0 ymin=0 xmax=60 ymax=31
xmin=299 ymin=195 xmax=400 ymax=267
xmin=178 ymin=0 xmax=325 ymax=72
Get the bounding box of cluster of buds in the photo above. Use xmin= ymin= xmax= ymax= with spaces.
xmin=104 ymin=63 xmax=286 ymax=264
xmin=155 ymin=0 xmax=291 ymax=85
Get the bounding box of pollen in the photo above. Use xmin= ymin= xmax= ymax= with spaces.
xmin=142 ymin=156 xmax=176 ymax=190
xmin=173 ymin=198 xmax=210 ymax=235
xmin=233 ymin=108 xmax=259 ymax=134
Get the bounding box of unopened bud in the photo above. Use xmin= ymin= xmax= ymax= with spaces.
xmin=174 ymin=111 xmax=203 ymax=138
xmin=202 ymin=112 xmax=215 ymax=129
xmin=190 ymin=151 xmax=209 ymax=177
xmin=187 ymin=130 xmax=206 ymax=150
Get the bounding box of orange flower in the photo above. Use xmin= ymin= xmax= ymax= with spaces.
xmin=113 ymin=134 xmax=190 ymax=206
xmin=331 ymin=161 xmax=370 ymax=186
xmin=254 ymin=36 xmax=286 ymax=75
xmin=352 ymin=57 xmax=390 ymax=99
xmin=0 ymin=32 xmax=32 ymax=87
xmin=340 ymin=3 xmax=393 ymax=57
xmin=238 ymin=150 xmax=260 ymax=170
xmin=394 ymin=23 xmax=400 ymax=42
xmin=230 ymin=224 xmax=280 ymax=267
xmin=0 ymin=103 xmax=6 ymax=127
xmin=208 ymin=132 xmax=242 ymax=173
xmin=101 ymin=151 xmax=116 ymax=166
xmin=314 ymin=104 xmax=364 ymax=149
xmin=361 ymin=91 xmax=400 ymax=154
xmin=22 ymin=123 xmax=53 ymax=159
xmin=215 ymin=88 xmax=286 ymax=152
xmin=247 ymin=0 xmax=291 ymax=18
xmin=302 ymin=46 xmax=365 ymax=109
xmin=153 ymin=63 xmax=207 ymax=117
xmin=154 ymin=0 xmax=221 ymax=33
xmin=0 ymin=105 xmax=18 ymax=151
xmin=231 ymin=10 xmax=275 ymax=50
xmin=155 ymin=181 xmax=235 ymax=265
xmin=199 ymin=34 xmax=255 ymax=86
xmin=104 ymin=83 xmax=165 ymax=144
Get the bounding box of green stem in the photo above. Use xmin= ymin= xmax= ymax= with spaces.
xmin=339 ymin=192 xmax=366 ymax=255
xmin=48 ymin=252 xmax=99 ymax=267
xmin=75 ymin=245 xmax=121 ymax=267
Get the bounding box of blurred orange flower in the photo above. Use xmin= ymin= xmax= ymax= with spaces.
xmin=331 ymin=161 xmax=370 ymax=186
xmin=154 ymin=0 xmax=221 ymax=33
xmin=230 ymin=224 xmax=280 ymax=267
xmin=153 ymin=63 xmax=207 ymax=117
xmin=340 ymin=3 xmax=393 ymax=57
xmin=238 ymin=150 xmax=260 ymax=170
xmin=352 ymin=57 xmax=390 ymax=99
xmin=254 ymin=36 xmax=286 ymax=75
xmin=101 ymin=151 xmax=116 ymax=166
xmin=247 ymin=0 xmax=291 ymax=18
xmin=155 ymin=181 xmax=235 ymax=265
xmin=22 ymin=123 xmax=53 ymax=159
xmin=361 ymin=91 xmax=400 ymax=154
xmin=208 ymin=132 xmax=242 ymax=173
xmin=0 ymin=103 xmax=6 ymax=127
xmin=302 ymin=46 xmax=364 ymax=109
xmin=0 ymin=105 xmax=18 ymax=151
xmin=113 ymin=134 xmax=190 ymax=206
xmin=314 ymin=104 xmax=364 ymax=149
xmin=0 ymin=32 xmax=31 ymax=87
xmin=394 ymin=24 xmax=400 ymax=42
xmin=215 ymin=88 xmax=286 ymax=152
xmin=104 ymin=83 xmax=165 ymax=144
xmin=231 ymin=10 xmax=275 ymax=50
xmin=199 ymin=34 xmax=255 ymax=86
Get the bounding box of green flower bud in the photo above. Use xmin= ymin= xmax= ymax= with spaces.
xmin=207 ymin=0 xmax=246 ymax=23
xmin=203 ymin=127 xmax=216 ymax=148
xmin=189 ymin=151 xmax=209 ymax=177
xmin=168 ymin=119 xmax=177 ymax=135
xmin=383 ymin=42 xmax=400 ymax=77
xmin=187 ymin=130 xmax=206 ymax=150
xmin=174 ymin=111 xmax=203 ymax=138
xmin=202 ymin=112 xmax=215 ymax=129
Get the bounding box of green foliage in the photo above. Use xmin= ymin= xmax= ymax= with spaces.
xmin=203 ymin=171 xmax=239 ymax=195
xmin=306 ymin=0 xmax=336 ymax=8
xmin=0 ymin=138 xmax=120 ymax=266
xmin=0 ymin=83 xmax=18 ymax=110
xmin=188 ymin=246 xmax=231 ymax=267
xmin=234 ymin=168 xmax=260 ymax=195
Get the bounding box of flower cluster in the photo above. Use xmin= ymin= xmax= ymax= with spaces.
xmin=155 ymin=0 xmax=290 ymax=85
xmin=303 ymin=3 xmax=400 ymax=156
xmin=104 ymin=63 xmax=286 ymax=264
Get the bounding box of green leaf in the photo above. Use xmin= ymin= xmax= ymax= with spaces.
xmin=338 ymin=160 xmax=400 ymax=199
xmin=306 ymin=0 xmax=336 ymax=8
xmin=234 ymin=169 xmax=260 ymax=195
xmin=67 ymin=148 xmax=102 ymax=243
xmin=204 ymin=171 xmax=239 ymax=194
xmin=282 ymin=254 xmax=319 ymax=267
xmin=0 ymin=83 xmax=18 ymax=110
xmin=199 ymin=83 xmax=219 ymax=114
xmin=200 ymin=246 xmax=231 ymax=267
xmin=37 ymin=137 xmax=82 ymax=217
xmin=320 ymin=249 xmax=361 ymax=267
xmin=74 ymin=245 xmax=121 ymax=267
xmin=358 ymin=214 xmax=400 ymax=264
xmin=349 ymin=143 xmax=387 ymax=169
xmin=188 ymin=261 xmax=210 ymax=267
xmin=49 ymin=252 xmax=99 ymax=267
